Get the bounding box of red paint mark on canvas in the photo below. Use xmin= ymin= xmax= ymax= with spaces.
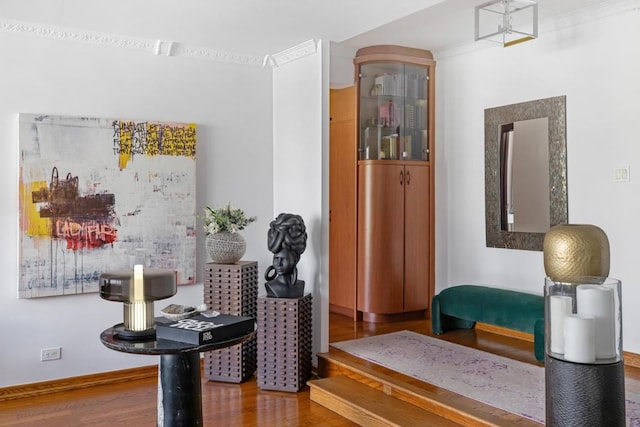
xmin=53 ymin=219 xmax=117 ymax=250
xmin=31 ymin=167 xmax=119 ymax=251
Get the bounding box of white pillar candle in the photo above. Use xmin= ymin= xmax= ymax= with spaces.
xmin=133 ymin=264 xmax=144 ymax=301
xmin=576 ymin=284 xmax=616 ymax=359
xmin=549 ymin=295 xmax=573 ymax=354
xmin=131 ymin=264 xmax=146 ymax=331
xmin=564 ymin=314 xmax=596 ymax=363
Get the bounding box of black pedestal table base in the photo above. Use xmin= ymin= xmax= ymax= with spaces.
xmin=158 ymin=353 xmax=202 ymax=427
xmin=100 ymin=322 xmax=255 ymax=427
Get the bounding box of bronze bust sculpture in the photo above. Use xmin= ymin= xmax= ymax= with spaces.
xmin=264 ymin=213 xmax=307 ymax=298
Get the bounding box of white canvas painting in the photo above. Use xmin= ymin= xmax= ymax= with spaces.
xmin=18 ymin=114 xmax=197 ymax=298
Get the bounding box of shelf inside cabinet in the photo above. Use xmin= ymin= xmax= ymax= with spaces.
xmin=359 ymin=125 xmax=429 ymax=161
xmin=358 ymin=61 xmax=430 ymax=162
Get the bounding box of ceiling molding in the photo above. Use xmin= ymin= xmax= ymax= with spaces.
xmin=0 ymin=18 xmax=265 ymax=67
xmin=267 ymin=39 xmax=318 ymax=68
xmin=0 ymin=18 xmax=153 ymax=50
xmin=172 ymin=44 xmax=264 ymax=67
xmin=434 ymin=0 xmax=640 ymax=60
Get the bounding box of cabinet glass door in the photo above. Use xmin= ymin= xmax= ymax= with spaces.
xmin=358 ymin=62 xmax=429 ymax=161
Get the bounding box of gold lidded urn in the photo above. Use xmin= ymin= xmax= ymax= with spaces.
xmin=543 ymin=224 xmax=610 ymax=283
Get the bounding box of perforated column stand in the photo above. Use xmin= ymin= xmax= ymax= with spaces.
xmin=257 ymin=293 xmax=312 ymax=392
xmin=203 ymin=261 xmax=258 ymax=383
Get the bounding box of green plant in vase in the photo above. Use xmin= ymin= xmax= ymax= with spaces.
xmin=203 ymin=203 xmax=256 ymax=264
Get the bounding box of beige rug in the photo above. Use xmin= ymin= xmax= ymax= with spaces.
xmin=332 ymin=330 xmax=640 ymax=425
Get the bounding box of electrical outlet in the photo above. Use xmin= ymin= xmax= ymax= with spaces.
xmin=41 ymin=347 xmax=61 ymax=361
xmin=614 ymin=166 xmax=630 ymax=182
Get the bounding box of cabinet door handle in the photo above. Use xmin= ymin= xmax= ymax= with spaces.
xmin=400 ymin=170 xmax=404 ymax=185
xmin=406 ymin=170 xmax=411 ymax=185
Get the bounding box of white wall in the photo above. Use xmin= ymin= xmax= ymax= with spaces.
xmin=329 ymin=42 xmax=357 ymax=89
xmin=272 ymin=40 xmax=329 ymax=356
xmin=437 ymin=9 xmax=640 ymax=352
xmin=0 ymin=29 xmax=274 ymax=386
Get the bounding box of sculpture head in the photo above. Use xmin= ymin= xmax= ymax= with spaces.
xmin=267 ymin=213 xmax=306 ymax=262
xmin=272 ymin=248 xmax=296 ymax=276
xmin=264 ymin=213 xmax=307 ymax=298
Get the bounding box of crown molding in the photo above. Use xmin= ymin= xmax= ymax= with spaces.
xmin=0 ymin=18 xmax=264 ymax=67
xmin=264 ymin=39 xmax=318 ymax=68
xmin=0 ymin=19 xmax=153 ymax=50
xmin=172 ymin=44 xmax=263 ymax=67
xmin=434 ymin=0 xmax=640 ymax=60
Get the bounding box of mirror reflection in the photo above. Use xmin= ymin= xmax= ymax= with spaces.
xmin=485 ymin=95 xmax=567 ymax=251
xmin=500 ymin=117 xmax=549 ymax=233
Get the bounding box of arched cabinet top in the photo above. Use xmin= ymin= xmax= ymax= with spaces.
xmin=354 ymin=45 xmax=435 ymax=67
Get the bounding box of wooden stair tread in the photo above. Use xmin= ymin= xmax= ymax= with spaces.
xmin=316 ymin=349 xmax=542 ymax=427
xmin=308 ymin=375 xmax=460 ymax=427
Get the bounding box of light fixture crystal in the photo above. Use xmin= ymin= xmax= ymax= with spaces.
xmin=475 ymin=0 xmax=538 ymax=47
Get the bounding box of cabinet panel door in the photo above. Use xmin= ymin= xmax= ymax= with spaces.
xmin=329 ymin=107 xmax=357 ymax=314
xmin=403 ymin=164 xmax=430 ymax=311
xmin=357 ymin=163 xmax=405 ymax=314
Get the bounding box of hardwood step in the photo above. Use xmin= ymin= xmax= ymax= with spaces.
xmin=316 ymin=350 xmax=542 ymax=427
xmin=308 ymin=376 xmax=459 ymax=427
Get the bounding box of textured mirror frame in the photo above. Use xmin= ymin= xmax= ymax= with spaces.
xmin=485 ymin=95 xmax=568 ymax=251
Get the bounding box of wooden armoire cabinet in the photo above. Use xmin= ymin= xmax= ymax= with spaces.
xmin=355 ymin=45 xmax=435 ymax=322
xmin=328 ymin=45 xmax=435 ymax=322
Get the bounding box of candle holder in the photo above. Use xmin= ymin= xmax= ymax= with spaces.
xmin=544 ymin=276 xmax=625 ymax=426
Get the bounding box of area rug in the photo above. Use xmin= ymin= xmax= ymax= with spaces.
xmin=331 ymin=330 xmax=640 ymax=425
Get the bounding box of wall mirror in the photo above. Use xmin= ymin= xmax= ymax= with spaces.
xmin=485 ymin=95 xmax=567 ymax=251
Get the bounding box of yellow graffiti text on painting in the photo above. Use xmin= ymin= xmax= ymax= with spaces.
xmin=116 ymin=121 xmax=196 ymax=169
xmin=21 ymin=180 xmax=51 ymax=236
xmin=117 ymin=121 xmax=133 ymax=170
xmin=147 ymin=122 xmax=196 ymax=157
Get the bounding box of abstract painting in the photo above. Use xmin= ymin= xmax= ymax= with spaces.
xmin=18 ymin=114 xmax=197 ymax=298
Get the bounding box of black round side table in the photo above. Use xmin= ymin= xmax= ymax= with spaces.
xmin=100 ymin=323 xmax=255 ymax=427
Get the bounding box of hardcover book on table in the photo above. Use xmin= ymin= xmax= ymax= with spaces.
xmin=155 ymin=314 xmax=254 ymax=345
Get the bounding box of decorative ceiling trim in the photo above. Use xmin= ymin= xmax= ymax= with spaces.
xmin=264 ymin=39 xmax=318 ymax=68
xmin=0 ymin=19 xmax=153 ymax=50
xmin=0 ymin=18 xmax=265 ymax=67
xmin=172 ymin=44 xmax=264 ymax=67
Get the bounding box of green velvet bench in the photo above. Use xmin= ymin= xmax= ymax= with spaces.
xmin=431 ymin=285 xmax=545 ymax=362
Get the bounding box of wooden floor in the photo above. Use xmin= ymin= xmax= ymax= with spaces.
xmin=1 ymin=313 xmax=639 ymax=426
